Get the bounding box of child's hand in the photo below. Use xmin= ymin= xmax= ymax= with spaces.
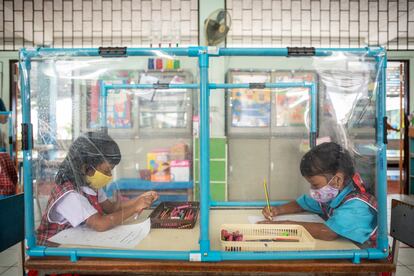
xmin=138 ymin=191 xmax=159 ymax=202
xmin=135 ymin=195 xmax=153 ymax=212
xmin=262 ymin=206 xmax=278 ymax=220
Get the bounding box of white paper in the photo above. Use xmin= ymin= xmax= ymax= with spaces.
xmin=48 ymin=218 xmax=151 ymax=249
xmin=247 ymin=213 xmax=325 ymax=224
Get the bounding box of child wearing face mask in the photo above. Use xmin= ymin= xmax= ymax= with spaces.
xmin=37 ymin=131 xmax=159 ymax=246
xmin=261 ymin=142 xmax=377 ymax=245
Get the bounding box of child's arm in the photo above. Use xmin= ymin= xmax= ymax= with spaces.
xmin=101 ymin=191 xmax=159 ymax=214
xmin=85 ymin=195 xmax=153 ymax=232
xmin=271 ymin=221 xmax=338 ymax=241
xmin=262 ymin=200 xmax=304 ymax=220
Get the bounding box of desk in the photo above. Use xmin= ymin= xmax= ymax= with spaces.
xmin=52 ymin=209 xmax=360 ymax=251
xmin=26 ymin=257 xmax=395 ymax=275
xmin=25 ymin=209 xmax=395 ymax=275
xmin=137 ymin=209 xmax=359 ymax=251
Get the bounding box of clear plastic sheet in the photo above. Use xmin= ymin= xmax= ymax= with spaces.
xmin=209 ymin=53 xmax=381 ymax=202
xmin=21 ymin=54 xmax=199 ymax=250
xmin=210 ymin=52 xmax=382 ymax=248
xmin=20 ymin=49 xmax=383 ymax=253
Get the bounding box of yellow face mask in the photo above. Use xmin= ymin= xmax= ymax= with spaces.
xmin=86 ymin=169 xmax=113 ymax=190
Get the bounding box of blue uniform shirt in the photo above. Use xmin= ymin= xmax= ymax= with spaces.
xmin=296 ymin=183 xmax=377 ymax=244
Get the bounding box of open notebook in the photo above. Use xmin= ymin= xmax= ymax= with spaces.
xmin=48 ymin=218 xmax=151 ymax=249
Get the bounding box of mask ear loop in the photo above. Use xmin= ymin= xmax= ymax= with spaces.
xmin=326 ymin=175 xmax=334 ymax=185
xmin=89 ymin=165 xmax=109 ymax=177
xmin=326 ymin=172 xmax=344 ymax=190
xmin=326 ymin=175 xmax=336 ymax=187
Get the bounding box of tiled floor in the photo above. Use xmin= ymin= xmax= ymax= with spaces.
xmin=1 ymin=195 xmax=414 ymax=276
xmin=396 ymin=248 xmax=414 ymax=275
xmin=0 ymin=243 xmax=22 ymax=276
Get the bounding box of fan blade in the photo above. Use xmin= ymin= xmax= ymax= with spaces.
xmin=205 ymin=10 xmax=230 ymax=46
xmin=207 ymin=19 xmax=221 ymax=31
xmin=207 ymin=25 xmax=229 ymax=46
xmin=216 ymin=10 xmax=227 ymax=22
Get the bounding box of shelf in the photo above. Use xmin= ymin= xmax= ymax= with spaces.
xmin=105 ymin=178 xmax=193 ymax=197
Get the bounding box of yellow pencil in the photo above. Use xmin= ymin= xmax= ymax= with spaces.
xmin=263 ymin=178 xmax=271 ymax=218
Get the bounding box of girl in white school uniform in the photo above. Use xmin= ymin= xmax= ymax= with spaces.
xmin=37 ymin=131 xmax=158 ymax=246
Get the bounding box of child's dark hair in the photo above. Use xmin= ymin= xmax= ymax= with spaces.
xmin=300 ymin=142 xmax=355 ymax=180
xmin=55 ymin=131 xmax=121 ymax=187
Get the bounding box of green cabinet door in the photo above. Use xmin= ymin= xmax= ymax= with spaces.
xmin=193 ymin=138 xmax=227 ymax=201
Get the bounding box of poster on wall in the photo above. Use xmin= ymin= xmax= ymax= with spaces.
xmin=231 ymin=89 xmax=271 ymax=127
xmin=230 ymin=73 xmax=271 ymax=128
xmin=272 ymin=71 xmax=316 ymax=127
xmin=274 ymin=89 xmax=308 ymax=127
xmin=88 ymin=70 xmax=138 ymax=129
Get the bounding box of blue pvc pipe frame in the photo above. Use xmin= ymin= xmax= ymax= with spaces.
xmin=100 ymin=82 xmax=317 ymax=146
xmin=19 ymin=46 xmax=388 ymax=263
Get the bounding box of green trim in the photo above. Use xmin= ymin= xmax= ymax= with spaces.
xmin=194 ymin=137 xmax=226 ymax=159
xmin=193 ymin=137 xmax=227 ymax=200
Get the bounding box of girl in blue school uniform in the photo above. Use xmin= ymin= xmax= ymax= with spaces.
xmin=262 ymin=142 xmax=377 ymax=245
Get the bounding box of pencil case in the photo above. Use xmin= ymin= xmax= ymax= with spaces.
xmin=149 ymin=201 xmax=199 ymax=229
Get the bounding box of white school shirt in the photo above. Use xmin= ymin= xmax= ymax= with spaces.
xmin=48 ymin=186 xmax=107 ymax=227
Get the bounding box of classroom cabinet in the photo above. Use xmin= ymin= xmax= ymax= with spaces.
xmin=228 ymin=138 xmax=269 ymax=200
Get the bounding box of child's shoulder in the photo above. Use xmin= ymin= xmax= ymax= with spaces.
xmin=51 ymin=181 xmax=78 ymax=196
xmin=342 ymin=191 xmax=377 ymax=210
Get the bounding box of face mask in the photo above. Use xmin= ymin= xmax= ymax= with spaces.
xmin=309 ymin=176 xmax=339 ymax=203
xmin=86 ymin=168 xmax=113 ymax=190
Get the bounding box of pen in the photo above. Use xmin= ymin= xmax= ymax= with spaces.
xmin=263 ymin=178 xmax=272 ymax=220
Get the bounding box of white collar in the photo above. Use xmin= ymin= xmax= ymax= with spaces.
xmin=81 ymin=186 xmax=98 ymax=196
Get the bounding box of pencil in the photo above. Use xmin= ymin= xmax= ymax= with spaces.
xmin=263 ymin=178 xmax=271 ymax=219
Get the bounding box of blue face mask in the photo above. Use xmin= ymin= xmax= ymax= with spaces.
xmin=309 ymin=176 xmax=339 ymax=203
